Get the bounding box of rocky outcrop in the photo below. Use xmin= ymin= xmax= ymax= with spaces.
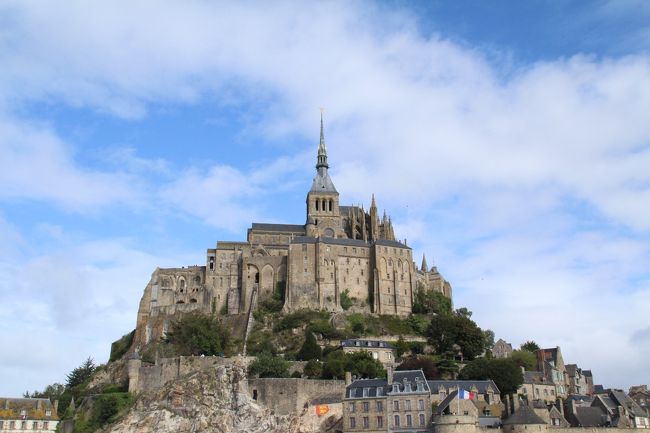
xmin=106 ymin=360 xmax=341 ymax=433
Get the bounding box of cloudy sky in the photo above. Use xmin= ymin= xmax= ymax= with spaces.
xmin=1 ymin=0 xmax=650 ymax=396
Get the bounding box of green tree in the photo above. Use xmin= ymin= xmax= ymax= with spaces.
xmin=521 ymin=340 xmax=540 ymax=352
xmin=455 ymin=307 xmax=472 ymax=319
xmin=321 ymin=351 xmax=385 ymax=380
xmin=66 ymin=357 xmax=96 ymax=388
xmin=249 ymin=354 xmax=290 ymax=378
xmin=412 ymin=285 xmax=452 ymax=316
xmin=483 ymin=330 xmax=495 ymax=350
xmin=340 ymin=290 xmax=353 ymax=310
xmin=426 ymin=314 xmax=485 ymax=360
xmin=297 ymin=330 xmax=322 ymax=361
xmin=458 ymin=357 xmax=523 ymax=395
xmin=511 ymin=349 xmax=537 ymax=371
xmin=396 ymin=356 xmax=440 ymax=380
xmin=165 ymin=313 xmax=231 ymax=356
xmin=24 ymin=383 xmax=66 ymax=399
xmin=434 ymin=356 xmax=460 ymax=379
xmin=304 ymin=360 xmax=323 ymax=378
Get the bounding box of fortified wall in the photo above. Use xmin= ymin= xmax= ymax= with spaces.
xmin=248 ymin=378 xmax=346 ymax=415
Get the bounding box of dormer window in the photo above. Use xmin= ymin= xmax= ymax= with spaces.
xmin=405 ymin=383 xmax=412 ymax=392
xmin=417 ymin=382 xmax=424 ymax=392
xmin=392 ymin=384 xmax=400 ymax=393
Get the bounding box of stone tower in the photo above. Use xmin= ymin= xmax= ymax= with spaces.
xmin=306 ymin=114 xmax=343 ymax=238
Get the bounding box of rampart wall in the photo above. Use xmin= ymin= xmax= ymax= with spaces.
xmin=247 ymin=378 xmax=345 ymax=415
xmin=128 ymin=355 xmax=253 ymax=394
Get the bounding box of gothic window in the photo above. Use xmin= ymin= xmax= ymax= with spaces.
xmin=329 ymin=199 xmax=333 ymax=211
xmin=316 ymin=200 xmax=319 ymax=211
xmin=322 ymin=199 xmax=326 ymax=211
xmin=179 ymin=279 xmax=185 ymax=293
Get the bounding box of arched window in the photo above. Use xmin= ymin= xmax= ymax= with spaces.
xmin=322 ymin=199 xmax=326 ymax=211
xmin=329 ymin=199 xmax=333 ymax=211
xmin=316 ymin=200 xmax=319 ymax=211
xmin=179 ymin=279 xmax=185 ymax=293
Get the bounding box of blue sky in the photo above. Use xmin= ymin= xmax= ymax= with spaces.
xmin=1 ymin=1 xmax=650 ymax=396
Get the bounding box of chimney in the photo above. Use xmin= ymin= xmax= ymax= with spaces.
xmin=37 ymin=400 xmax=42 ymax=410
xmin=345 ymin=371 xmax=352 ymax=386
xmin=387 ymin=366 xmax=394 ymax=384
xmin=53 ymin=400 xmax=59 ymax=417
xmin=512 ymin=394 xmax=521 ymax=414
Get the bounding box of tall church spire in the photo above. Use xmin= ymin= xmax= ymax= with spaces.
xmin=317 ymin=110 xmax=328 ymax=170
xmin=421 ymin=254 xmax=428 ymax=272
xmin=309 ymin=111 xmax=337 ymax=193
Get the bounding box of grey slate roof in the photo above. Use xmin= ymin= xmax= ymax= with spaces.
xmin=503 ymin=404 xmax=547 ymax=425
xmin=434 ymin=389 xmax=459 ymax=415
xmin=341 ymin=339 xmax=392 ymax=349
xmin=250 ymin=223 xmax=305 ymax=233
xmin=376 ymin=239 xmax=410 ymax=249
xmin=524 ymin=371 xmax=547 ymax=384
xmin=574 ymin=407 xmax=609 ymax=427
xmin=310 ymin=170 xmax=338 ymax=193
xmin=345 ymin=370 xmax=429 ymax=399
xmin=427 ymin=380 xmax=500 ymax=395
xmin=610 ymin=389 xmax=647 ymax=417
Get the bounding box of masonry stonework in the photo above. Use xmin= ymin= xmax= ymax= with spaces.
xmin=130 ymin=116 xmax=453 ymax=352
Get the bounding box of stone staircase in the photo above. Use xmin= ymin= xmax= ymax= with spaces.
xmin=242 ymin=286 xmax=258 ymax=356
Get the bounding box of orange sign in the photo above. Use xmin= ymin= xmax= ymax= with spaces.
xmin=315 ymin=405 xmax=330 ymax=416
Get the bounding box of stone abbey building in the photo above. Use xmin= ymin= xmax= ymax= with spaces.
xmin=134 ymin=117 xmax=452 ymax=348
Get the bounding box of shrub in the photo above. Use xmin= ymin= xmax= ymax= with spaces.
xmin=304 ymin=360 xmax=323 ymax=378
xmin=340 ymin=290 xmax=353 ymax=310
xmin=396 ymin=356 xmax=440 ymax=380
xmin=297 ymin=330 xmax=322 ymax=361
xmin=249 ymin=354 xmax=290 ymax=378
xmin=321 ymin=350 xmax=385 ymax=380
xmin=165 ymin=313 xmax=232 ymax=356
xmin=109 ymin=331 xmax=135 ymax=362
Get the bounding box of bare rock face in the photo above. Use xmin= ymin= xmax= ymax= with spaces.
xmin=106 ymin=360 xmax=340 ymax=433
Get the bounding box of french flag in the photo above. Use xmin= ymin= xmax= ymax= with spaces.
xmin=459 ymin=389 xmax=476 ymax=400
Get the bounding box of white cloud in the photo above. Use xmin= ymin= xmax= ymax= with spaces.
xmin=0 ymin=117 xmax=139 ymax=210
xmin=0 ymin=1 xmax=649 ymax=391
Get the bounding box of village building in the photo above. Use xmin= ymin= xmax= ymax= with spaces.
xmin=341 ymin=339 xmax=395 ymax=368
xmin=492 ymin=339 xmax=513 ymax=359
xmin=0 ymin=398 xmax=59 ymax=433
xmin=342 ymin=369 xmax=432 ymax=433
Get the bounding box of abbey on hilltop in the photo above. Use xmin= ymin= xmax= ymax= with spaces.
xmin=133 ymin=116 xmax=452 ymax=349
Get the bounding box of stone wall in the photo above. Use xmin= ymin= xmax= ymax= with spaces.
xmin=247 ymin=378 xmax=346 ymax=415
xmin=128 ymin=355 xmax=254 ymax=394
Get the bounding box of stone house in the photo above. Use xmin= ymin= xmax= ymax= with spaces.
xmin=428 ymin=380 xmax=502 ymax=417
xmin=492 ymin=339 xmax=513 ymax=359
xmin=131 ymin=116 xmax=453 ymax=352
xmin=518 ymin=370 xmax=557 ymax=405
xmin=0 ymin=398 xmax=59 ymax=432
xmin=565 ymin=364 xmax=589 ymax=396
xmin=342 ymin=369 xmax=432 ymax=432
xmin=630 ymin=385 xmax=650 ymax=417
xmin=592 ymin=389 xmax=650 ymax=429
xmin=535 ymin=347 xmax=567 ymax=400
xmin=341 ymin=339 xmax=395 ymax=368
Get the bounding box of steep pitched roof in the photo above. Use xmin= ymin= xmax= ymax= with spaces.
xmin=574 ymin=407 xmax=608 ymax=427
xmin=503 ymin=404 xmax=547 ymax=425
xmin=427 ymin=380 xmax=500 ymax=394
